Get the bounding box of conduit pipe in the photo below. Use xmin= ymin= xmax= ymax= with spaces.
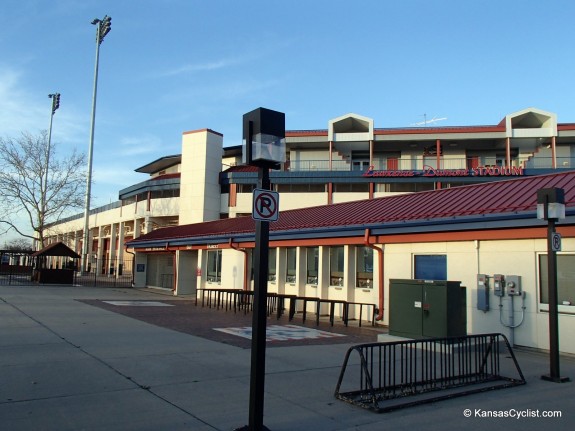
xmin=229 ymin=238 xmax=249 ymax=291
xmin=364 ymin=229 xmax=384 ymax=321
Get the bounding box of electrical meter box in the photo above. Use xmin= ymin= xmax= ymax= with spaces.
xmin=389 ymin=279 xmax=467 ymax=339
xmin=477 ymin=274 xmax=489 ymax=312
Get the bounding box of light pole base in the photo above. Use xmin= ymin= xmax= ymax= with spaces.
xmin=541 ymin=374 xmax=570 ymax=383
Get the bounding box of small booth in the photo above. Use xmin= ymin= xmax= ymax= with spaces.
xmin=31 ymin=242 xmax=80 ymax=284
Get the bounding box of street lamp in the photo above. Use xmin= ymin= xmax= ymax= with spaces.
xmin=82 ymin=15 xmax=111 ymax=273
xmin=537 ymin=187 xmax=570 ymax=383
xmin=236 ymin=108 xmax=285 ymax=431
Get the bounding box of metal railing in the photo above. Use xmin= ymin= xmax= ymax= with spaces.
xmin=334 ymin=333 xmax=525 ymax=413
xmin=195 ymin=288 xmax=377 ymax=327
xmin=284 ymin=157 xmax=575 ymax=172
xmin=287 ymin=160 xmax=351 ymax=171
xmin=196 ymin=288 xmax=297 ymax=319
xmin=0 ymin=265 xmax=34 ymax=285
xmin=524 ymin=156 xmax=573 ymax=169
xmin=74 ymin=258 xmax=134 ymax=287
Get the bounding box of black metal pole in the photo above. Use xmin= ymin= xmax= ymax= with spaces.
xmin=548 ymin=218 xmax=560 ymax=378
xmin=541 ymin=196 xmax=569 ymax=383
xmin=542 ymin=217 xmax=569 ymax=382
xmin=247 ymin=167 xmax=271 ymax=431
xmin=237 ymin=108 xmax=284 ymax=430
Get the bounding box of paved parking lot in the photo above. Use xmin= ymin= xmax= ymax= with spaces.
xmin=1 ymin=284 xmax=574 ymax=430
xmin=80 ymin=296 xmax=383 ymax=349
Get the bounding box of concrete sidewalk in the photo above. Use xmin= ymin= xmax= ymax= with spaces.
xmin=0 ymin=284 xmax=573 ymax=431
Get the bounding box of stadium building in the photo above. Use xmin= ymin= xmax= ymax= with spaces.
xmin=43 ymin=107 xmax=575 ymax=353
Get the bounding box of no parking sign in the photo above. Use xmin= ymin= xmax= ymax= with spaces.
xmin=252 ymin=189 xmax=279 ymax=222
xmin=552 ymin=232 xmax=562 ymax=252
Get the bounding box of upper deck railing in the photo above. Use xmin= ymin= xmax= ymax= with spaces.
xmin=285 ymin=157 xmax=574 ymax=172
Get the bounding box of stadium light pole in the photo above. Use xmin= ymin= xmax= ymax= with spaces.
xmin=82 ymin=15 xmax=111 ymax=273
xmin=43 ymin=93 xmax=60 ymax=243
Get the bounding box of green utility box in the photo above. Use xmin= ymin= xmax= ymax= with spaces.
xmin=389 ymin=279 xmax=467 ymax=338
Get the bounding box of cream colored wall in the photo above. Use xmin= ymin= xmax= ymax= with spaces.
xmin=332 ymin=192 xmax=370 ymax=204
xmin=222 ymin=154 xmax=240 ymax=169
xmin=289 ymin=149 xmax=328 ymax=164
xmin=196 ymin=237 xmax=575 ymax=354
xmin=180 ymin=130 xmax=223 ymax=225
xmin=149 ymin=197 xmax=180 ymax=215
xmin=381 ymin=238 xmax=575 ymax=354
xmin=219 ymin=249 xmax=245 ymax=291
xmin=278 ymin=192 xmax=328 ymax=210
xmin=225 ymin=191 xmax=370 ymax=217
xmin=44 ymin=196 xmax=181 ymax=258
xmin=441 ymin=149 xmax=467 ymax=169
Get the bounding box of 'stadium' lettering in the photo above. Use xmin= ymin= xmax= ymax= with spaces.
xmin=363 ymin=165 xmax=524 ymax=178
xmin=472 ymin=166 xmax=524 ymax=176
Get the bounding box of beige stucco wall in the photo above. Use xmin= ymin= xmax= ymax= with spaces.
xmin=195 ymin=237 xmax=575 ymax=354
xmin=180 ymin=130 xmax=223 ymax=225
xmin=381 ymin=237 xmax=575 ymax=354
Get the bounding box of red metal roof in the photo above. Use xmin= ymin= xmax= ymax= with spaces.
xmin=286 ymin=130 xmax=328 ymax=137
xmin=222 ymin=165 xmax=259 ymax=173
xmin=130 ymin=171 xmax=575 ymax=245
xmin=32 ymin=241 xmax=81 ymax=258
xmin=285 ymin=124 xmax=508 ymax=138
xmin=150 ymin=173 xmax=181 ymax=181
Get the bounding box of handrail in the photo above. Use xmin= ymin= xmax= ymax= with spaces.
xmin=283 ymin=157 xmax=575 ymax=172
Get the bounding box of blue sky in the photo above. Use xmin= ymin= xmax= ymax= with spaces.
xmin=2 ymin=0 xmax=575 ymax=242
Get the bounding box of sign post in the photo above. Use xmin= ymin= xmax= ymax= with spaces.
xmin=235 ymin=108 xmax=285 ymax=431
xmin=537 ymin=187 xmax=569 ymax=383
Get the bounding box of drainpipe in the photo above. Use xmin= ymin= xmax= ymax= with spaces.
xmin=229 ymin=238 xmax=249 ymax=291
xmin=364 ymin=229 xmax=384 ymax=321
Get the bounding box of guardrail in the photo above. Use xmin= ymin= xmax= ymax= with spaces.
xmin=334 ymin=333 xmax=525 ymax=412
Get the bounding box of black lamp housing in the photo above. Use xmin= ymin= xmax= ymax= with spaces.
xmin=243 ymin=107 xmax=286 ymax=169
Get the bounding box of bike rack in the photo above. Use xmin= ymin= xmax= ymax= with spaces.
xmin=335 ymin=333 xmax=526 ymax=413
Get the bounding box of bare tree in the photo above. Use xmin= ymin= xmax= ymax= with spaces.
xmin=0 ymin=131 xmax=86 ymax=248
xmin=3 ymin=238 xmax=33 ymax=252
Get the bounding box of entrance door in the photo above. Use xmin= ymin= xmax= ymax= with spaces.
xmin=146 ymin=254 xmax=174 ymax=289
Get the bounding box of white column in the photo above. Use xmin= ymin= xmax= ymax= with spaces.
xmin=179 ymin=129 xmax=224 ymax=225
xmin=96 ymin=226 xmax=104 ymax=275
xmin=109 ymin=223 xmax=118 ymax=277
xmin=134 ymin=218 xmax=143 ymax=238
xmin=118 ymin=222 xmax=125 ymax=261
